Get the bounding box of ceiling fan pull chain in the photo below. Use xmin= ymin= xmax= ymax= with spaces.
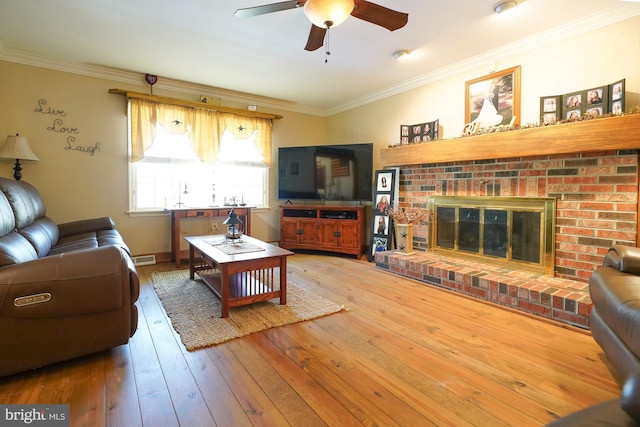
xmin=325 ymin=28 xmax=331 ymax=63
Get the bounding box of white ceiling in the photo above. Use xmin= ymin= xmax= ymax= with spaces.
xmin=0 ymin=0 xmax=639 ymax=115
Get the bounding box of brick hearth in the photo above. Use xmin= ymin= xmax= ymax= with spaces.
xmin=376 ymin=117 xmax=640 ymax=328
xmin=375 ymin=251 xmax=591 ymax=328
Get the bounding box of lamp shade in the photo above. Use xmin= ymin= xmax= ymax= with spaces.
xmin=304 ymin=0 xmax=355 ymax=28
xmin=223 ymin=208 xmax=243 ymax=226
xmin=0 ymin=134 xmax=39 ymax=161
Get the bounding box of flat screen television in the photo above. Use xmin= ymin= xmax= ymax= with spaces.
xmin=278 ymin=143 xmax=373 ymax=201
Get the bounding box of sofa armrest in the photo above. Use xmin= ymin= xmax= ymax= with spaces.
xmin=603 ymin=245 xmax=640 ymax=276
xmin=621 ymin=373 xmax=640 ymax=422
xmin=0 ymin=245 xmax=138 ymax=319
xmin=57 ymin=217 xmax=115 ymax=238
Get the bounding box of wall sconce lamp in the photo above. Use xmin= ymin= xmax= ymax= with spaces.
xmin=223 ymin=208 xmax=244 ymax=242
xmin=0 ymin=134 xmax=40 ymax=181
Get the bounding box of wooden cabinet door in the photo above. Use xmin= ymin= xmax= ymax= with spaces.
xmin=281 ymin=219 xmax=301 ymax=244
xmin=299 ymin=220 xmax=318 ymax=245
xmin=336 ymin=221 xmax=358 ymax=248
xmin=318 ymin=222 xmax=338 ymax=247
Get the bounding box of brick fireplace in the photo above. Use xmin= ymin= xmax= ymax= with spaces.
xmin=375 ymin=114 xmax=640 ymax=328
xmin=401 ymin=149 xmax=638 ymax=282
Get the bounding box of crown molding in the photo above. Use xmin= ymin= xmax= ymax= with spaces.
xmin=1 ymin=3 xmax=639 ymax=119
xmin=0 ymin=41 xmax=326 ymax=117
xmin=325 ymin=3 xmax=640 ymax=116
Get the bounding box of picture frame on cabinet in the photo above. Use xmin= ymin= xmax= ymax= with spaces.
xmin=465 ymin=65 xmax=521 ymax=127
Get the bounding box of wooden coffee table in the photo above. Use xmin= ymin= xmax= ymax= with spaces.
xmin=184 ymin=234 xmax=294 ymax=317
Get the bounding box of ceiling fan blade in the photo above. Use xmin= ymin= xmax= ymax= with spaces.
xmin=235 ymin=1 xmax=306 ymax=18
xmin=304 ymin=24 xmax=326 ymax=51
xmin=351 ymin=0 xmax=408 ymax=31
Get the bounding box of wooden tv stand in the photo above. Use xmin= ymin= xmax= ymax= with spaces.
xmin=280 ymin=205 xmax=366 ymax=257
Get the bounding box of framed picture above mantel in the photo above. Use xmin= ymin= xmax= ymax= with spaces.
xmin=465 ymin=66 xmax=521 ymax=128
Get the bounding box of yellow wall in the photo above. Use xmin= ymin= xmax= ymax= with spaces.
xmin=0 ymin=16 xmax=638 ymax=258
xmin=0 ymin=61 xmax=326 ymax=256
xmin=327 ymin=16 xmax=640 ymax=171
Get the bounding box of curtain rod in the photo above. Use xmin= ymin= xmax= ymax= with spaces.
xmin=109 ymin=89 xmax=283 ymax=120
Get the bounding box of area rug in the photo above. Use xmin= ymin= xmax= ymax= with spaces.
xmin=151 ymin=269 xmax=346 ymax=351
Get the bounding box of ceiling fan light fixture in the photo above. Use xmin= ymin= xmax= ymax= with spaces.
xmin=494 ymin=0 xmax=518 ymax=14
xmin=304 ymin=0 xmax=355 ymax=29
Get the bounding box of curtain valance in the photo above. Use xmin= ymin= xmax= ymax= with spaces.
xmin=118 ymin=90 xmax=278 ymax=165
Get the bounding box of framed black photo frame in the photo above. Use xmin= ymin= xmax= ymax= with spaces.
xmin=369 ymin=168 xmax=399 ymax=262
xmin=610 ymin=79 xmax=625 ymax=115
xmin=563 ymin=91 xmax=584 ymax=122
xmin=400 ymin=125 xmax=410 ymax=144
xmin=400 ymin=119 xmax=439 ymax=144
xmin=542 ymin=79 xmax=625 ymax=123
xmin=584 ymin=86 xmax=608 ymax=119
xmin=540 ymin=95 xmax=560 ymax=124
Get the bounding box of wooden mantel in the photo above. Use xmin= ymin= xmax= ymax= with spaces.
xmin=380 ymin=113 xmax=640 ymax=167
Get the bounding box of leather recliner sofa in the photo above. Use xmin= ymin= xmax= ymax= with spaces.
xmin=0 ymin=177 xmax=139 ymax=377
xmin=548 ymin=245 xmax=640 ymax=426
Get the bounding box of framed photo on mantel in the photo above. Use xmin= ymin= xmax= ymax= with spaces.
xmin=465 ymin=65 xmax=521 ymax=128
xmin=368 ymin=168 xmax=399 ymax=262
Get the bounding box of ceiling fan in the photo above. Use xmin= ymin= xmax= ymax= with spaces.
xmin=235 ymin=0 xmax=409 ymax=52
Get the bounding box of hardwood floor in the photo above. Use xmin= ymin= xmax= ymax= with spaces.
xmin=0 ymin=254 xmax=620 ymax=426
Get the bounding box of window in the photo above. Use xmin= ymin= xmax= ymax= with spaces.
xmin=130 ymin=125 xmax=268 ymax=211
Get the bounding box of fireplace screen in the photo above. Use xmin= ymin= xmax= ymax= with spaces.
xmin=430 ymin=197 xmax=555 ymax=275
